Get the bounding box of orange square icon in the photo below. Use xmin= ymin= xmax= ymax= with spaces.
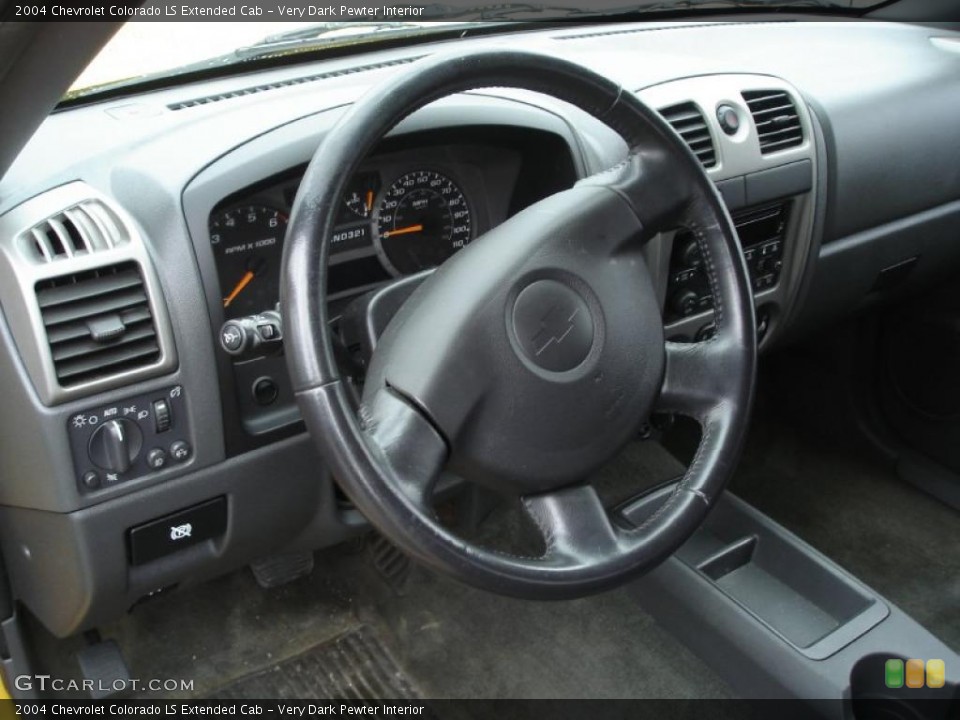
xmin=926 ymin=659 xmax=946 ymax=689
xmin=905 ymin=659 xmax=925 ymax=688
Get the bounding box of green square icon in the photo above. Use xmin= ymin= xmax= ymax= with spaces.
xmin=885 ymin=659 xmax=905 ymax=688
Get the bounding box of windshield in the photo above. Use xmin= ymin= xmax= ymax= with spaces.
xmin=68 ymin=0 xmax=886 ymax=101
xmin=68 ymin=21 xmax=466 ymax=99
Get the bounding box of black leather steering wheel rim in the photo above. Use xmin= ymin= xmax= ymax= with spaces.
xmin=282 ymin=49 xmax=756 ymax=600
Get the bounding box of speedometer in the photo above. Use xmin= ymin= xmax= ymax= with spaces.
xmin=375 ymin=170 xmax=472 ymax=275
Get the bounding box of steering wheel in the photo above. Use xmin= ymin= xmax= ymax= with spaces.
xmin=281 ymin=50 xmax=756 ymax=600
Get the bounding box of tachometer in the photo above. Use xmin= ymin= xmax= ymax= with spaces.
xmin=375 ymin=170 xmax=472 ymax=275
xmin=209 ymin=205 xmax=287 ymax=319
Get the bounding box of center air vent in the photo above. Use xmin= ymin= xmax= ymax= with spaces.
xmin=35 ymin=262 xmax=161 ymax=388
xmin=742 ymin=89 xmax=804 ymax=154
xmin=23 ymin=200 xmax=129 ymax=264
xmin=659 ymin=102 xmax=717 ymax=168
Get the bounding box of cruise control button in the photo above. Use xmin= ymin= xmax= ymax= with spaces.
xmin=220 ymin=323 xmax=244 ymax=352
xmin=147 ymin=448 xmax=168 ymax=470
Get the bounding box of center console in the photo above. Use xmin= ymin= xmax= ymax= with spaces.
xmin=665 ymin=201 xmax=790 ymax=335
xmin=638 ymin=74 xmax=820 ymax=348
xmin=624 ymin=487 xmax=959 ymax=712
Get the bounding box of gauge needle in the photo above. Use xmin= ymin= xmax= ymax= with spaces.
xmin=365 ymin=191 xmax=374 ymax=213
xmin=383 ymin=224 xmax=424 ymax=239
xmin=223 ymin=270 xmax=255 ymax=308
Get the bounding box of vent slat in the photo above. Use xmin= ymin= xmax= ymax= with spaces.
xmin=51 ymin=323 xmax=157 ymax=363
xmin=45 ymin=218 xmax=73 ymax=258
xmin=755 ymin=115 xmax=799 ymax=130
xmin=659 ymin=102 xmax=717 ymax=170
xmin=35 ymin=262 xmax=160 ymax=387
xmin=748 ymin=104 xmax=796 ymax=117
xmin=22 ymin=200 xmax=128 ymax=265
xmin=54 ymin=340 xmax=160 ymax=382
xmin=46 ymin=307 xmax=153 ymax=345
xmin=36 ymin=268 xmax=143 ymax=309
xmin=675 ymin=124 xmax=713 ymax=137
xmin=756 ymin=125 xmax=804 ymax=141
xmin=743 ymin=89 xmax=803 ymax=155
xmin=759 ymin=136 xmax=807 ymax=153
xmin=30 ymin=229 xmax=53 ymax=262
xmin=41 ymin=287 xmax=148 ymax=327
xmin=685 ymin=137 xmax=715 ymax=151
xmin=664 ymin=109 xmax=704 ymax=125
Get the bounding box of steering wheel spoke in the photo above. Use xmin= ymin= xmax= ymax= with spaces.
xmin=361 ymin=387 xmax=448 ymax=509
xmin=579 ymin=147 xmax=696 ymax=239
xmin=523 ymin=485 xmax=623 ymax=565
xmin=659 ymin=338 xmax=746 ymax=419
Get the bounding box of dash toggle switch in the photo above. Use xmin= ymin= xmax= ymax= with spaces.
xmin=153 ymin=399 xmax=172 ymax=433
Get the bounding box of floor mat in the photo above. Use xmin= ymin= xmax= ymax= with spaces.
xmin=103 ymin=552 xmax=362 ymax=699
xmin=92 ymin=440 xmax=732 ymax=700
xmin=360 ymin=562 xmax=734 ymax=700
xmin=212 ymin=625 xmax=420 ymax=700
xmin=730 ymin=415 xmax=960 ymax=651
xmin=354 ymin=441 xmax=732 ymax=700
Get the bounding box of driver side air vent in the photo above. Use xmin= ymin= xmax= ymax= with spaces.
xmin=35 ymin=262 xmax=161 ymax=387
xmin=742 ymin=89 xmax=804 ymax=154
xmin=659 ymin=102 xmax=717 ymax=169
xmin=23 ymin=200 xmax=129 ymax=264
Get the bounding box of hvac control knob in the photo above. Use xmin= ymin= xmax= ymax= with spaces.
xmin=88 ymin=419 xmax=143 ymax=474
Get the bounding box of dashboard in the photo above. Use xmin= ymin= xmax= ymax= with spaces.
xmin=192 ymin=126 xmax=577 ymax=445
xmin=1 ymin=19 xmax=959 ymax=638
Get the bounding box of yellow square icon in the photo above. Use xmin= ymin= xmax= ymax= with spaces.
xmin=926 ymin=659 xmax=946 ymax=689
xmin=906 ymin=659 xmax=925 ymax=688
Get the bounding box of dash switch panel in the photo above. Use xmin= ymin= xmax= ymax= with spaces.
xmin=68 ymin=385 xmax=191 ymax=494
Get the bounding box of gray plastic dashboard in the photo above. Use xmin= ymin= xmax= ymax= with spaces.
xmin=0 ymin=19 xmax=958 ymax=638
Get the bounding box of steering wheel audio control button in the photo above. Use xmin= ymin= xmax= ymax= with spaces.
xmin=512 ymin=280 xmax=594 ymax=373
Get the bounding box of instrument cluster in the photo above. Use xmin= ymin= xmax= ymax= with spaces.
xmin=209 ymin=160 xmax=479 ymax=320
